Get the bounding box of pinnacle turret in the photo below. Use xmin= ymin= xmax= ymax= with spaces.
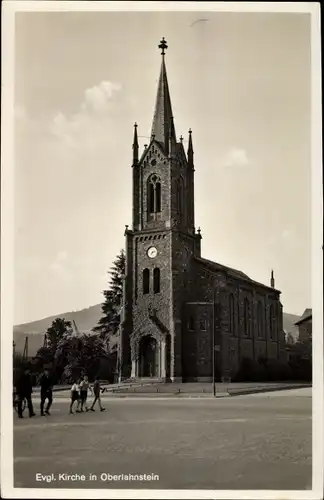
xmin=132 ymin=122 xmax=139 ymax=164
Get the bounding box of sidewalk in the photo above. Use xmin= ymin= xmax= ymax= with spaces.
xmin=31 ymin=380 xmax=157 ymax=395
xmin=32 ymin=381 xmax=311 ymax=400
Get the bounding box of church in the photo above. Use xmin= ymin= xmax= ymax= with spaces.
xmin=119 ymin=38 xmax=286 ymax=382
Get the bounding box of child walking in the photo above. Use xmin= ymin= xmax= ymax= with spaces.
xmin=76 ymin=375 xmax=92 ymax=412
xmin=89 ymin=377 xmax=106 ymax=412
xmin=69 ymin=380 xmax=79 ymax=414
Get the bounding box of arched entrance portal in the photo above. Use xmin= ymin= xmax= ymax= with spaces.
xmin=139 ymin=336 xmax=159 ymax=378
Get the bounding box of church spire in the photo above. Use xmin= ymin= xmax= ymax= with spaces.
xmin=151 ymin=37 xmax=176 ymax=154
xmin=132 ymin=122 xmax=139 ymax=164
xmin=187 ymin=128 xmax=194 ymax=167
xmin=270 ymin=269 xmax=275 ymax=288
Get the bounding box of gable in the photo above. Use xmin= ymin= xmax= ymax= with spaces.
xmin=140 ymin=139 xmax=168 ymax=166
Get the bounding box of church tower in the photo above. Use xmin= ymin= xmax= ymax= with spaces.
xmin=120 ymin=38 xmax=201 ymax=381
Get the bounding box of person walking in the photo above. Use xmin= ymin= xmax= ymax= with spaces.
xmin=16 ymin=366 xmax=36 ymax=418
xmin=39 ymin=368 xmax=53 ymax=416
xmin=89 ymin=377 xmax=106 ymax=412
xmin=76 ymin=375 xmax=92 ymax=412
xmin=69 ymin=380 xmax=80 ymax=414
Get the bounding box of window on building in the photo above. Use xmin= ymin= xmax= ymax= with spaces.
xmin=177 ymin=179 xmax=182 ymax=213
xmin=269 ymin=305 xmax=274 ymax=339
xmin=148 ymin=183 xmax=155 ymax=213
xmin=229 ymin=294 xmax=235 ymax=335
xmin=244 ymin=298 xmax=250 ymax=336
xmin=155 ymin=182 xmax=161 ymax=212
xmin=148 ymin=175 xmax=162 ymax=214
xmin=188 ymin=316 xmax=194 ymax=330
xmin=199 ymin=319 xmax=207 ymax=331
xmin=143 ymin=268 xmax=150 ymax=294
xmin=270 ymin=304 xmax=277 ymax=340
xmin=153 ymin=268 xmax=160 ymax=294
xmin=257 ymin=302 xmax=263 ymax=338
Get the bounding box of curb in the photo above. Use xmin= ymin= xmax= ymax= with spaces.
xmin=228 ymin=384 xmax=311 ymax=397
xmin=36 ymin=384 xmax=311 ymax=398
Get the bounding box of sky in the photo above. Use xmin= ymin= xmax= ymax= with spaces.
xmin=14 ymin=9 xmax=312 ymax=324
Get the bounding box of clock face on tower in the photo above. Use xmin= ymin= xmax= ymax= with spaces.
xmin=147 ymin=246 xmax=158 ymax=259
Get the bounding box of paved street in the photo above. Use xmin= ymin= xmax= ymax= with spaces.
xmin=14 ymin=388 xmax=312 ymax=490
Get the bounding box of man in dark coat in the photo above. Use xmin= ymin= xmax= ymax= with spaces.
xmin=39 ymin=369 xmax=53 ymax=416
xmin=16 ymin=367 xmax=35 ymax=418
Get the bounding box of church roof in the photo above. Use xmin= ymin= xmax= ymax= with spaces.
xmin=150 ymin=42 xmax=176 ymax=155
xmin=195 ymin=257 xmax=251 ymax=280
xmin=295 ymin=308 xmax=312 ymax=325
xmin=195 ymin=257 xmax=280 ymax=293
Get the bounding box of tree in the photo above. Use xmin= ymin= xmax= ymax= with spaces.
xmin=13 ymin=351 xmax=24 ymax=370
xmin=79 ymin=334 xmax=107 ymax=379
xmin=34 ymin=317 xmax=113 ymax=384
xmin=93 ymin=249 xmax=125 ymax=349
xmin=59 ymin=333 xmax=108 ymax=383
xmin=35 ymin=317 xmax=73 ymax=380
xmin=46 ymin=317 xmax=73 ymax=352
xmin=286 ymin=332 xmax=296 ymax=345
xmin=288 ymin=337 xmax=312 ymax=381
xmin=13 ymin=351 xmax=24 ymax=386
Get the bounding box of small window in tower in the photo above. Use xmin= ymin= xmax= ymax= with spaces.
xmin=153 ymin=268 xmax=160 ymax=294
xmin=148 ymin=175 xmax=162 ymax=215
xmin=156 ymin=182 xmax=161 ymax=212
xmin=199 ymin=319 xmax=207 ymax=331
xmin=188 ymin=316 xmax=194 ymax=330
xmin=143 ymin=269 xmax=150 ymax=295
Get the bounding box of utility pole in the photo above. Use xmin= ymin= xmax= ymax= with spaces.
xmin=72 ymin=320 xmax=81 ymax=336
xmin=23 ymin=336 xmax=28 ymax=361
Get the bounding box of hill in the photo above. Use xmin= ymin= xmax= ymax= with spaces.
xmin=13 ymin=304 xmax=302 ymax=357
xmin=13 ymin=304 xmax=102 ymax=356
xmin=282 ymin=312 xmax=300 ymax=342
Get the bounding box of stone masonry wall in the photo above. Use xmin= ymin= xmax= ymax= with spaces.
xmin=181 ymin=259 xmax=285 ymax=380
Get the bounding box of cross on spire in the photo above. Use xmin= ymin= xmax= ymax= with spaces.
xmin=158 ymin=37 xmax=168 ymax=55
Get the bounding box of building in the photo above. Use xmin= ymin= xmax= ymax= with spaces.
xmin=120 ymin=38 xmax=286 ymax=382
xmin=295 ymin=308 xmax=312 ymax=343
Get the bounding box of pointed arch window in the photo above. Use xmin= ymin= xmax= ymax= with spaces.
xmin=143 ymin=269 xmax=150 ymax=295
xmin=229 ymin=294 xmax=235 ymax=335
xmin=177 ymin=179 xmax=182 ymax=213
xmin=176 ymin=177 xmax=184 ymax=221
xmin=244 ymin=298 xmax=250 ymax=336
xmin=148 ymin=175 xmax=162 ymax=214
xmin=269 ymin=304 xmax=275 ymax=339
xmin=148 ymin=183 xmax=155 ymax=213
xmin=153 ymin=268 xmax=160 ymax=294
xmin=257 ymin=302 xmax=263 ymax=338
